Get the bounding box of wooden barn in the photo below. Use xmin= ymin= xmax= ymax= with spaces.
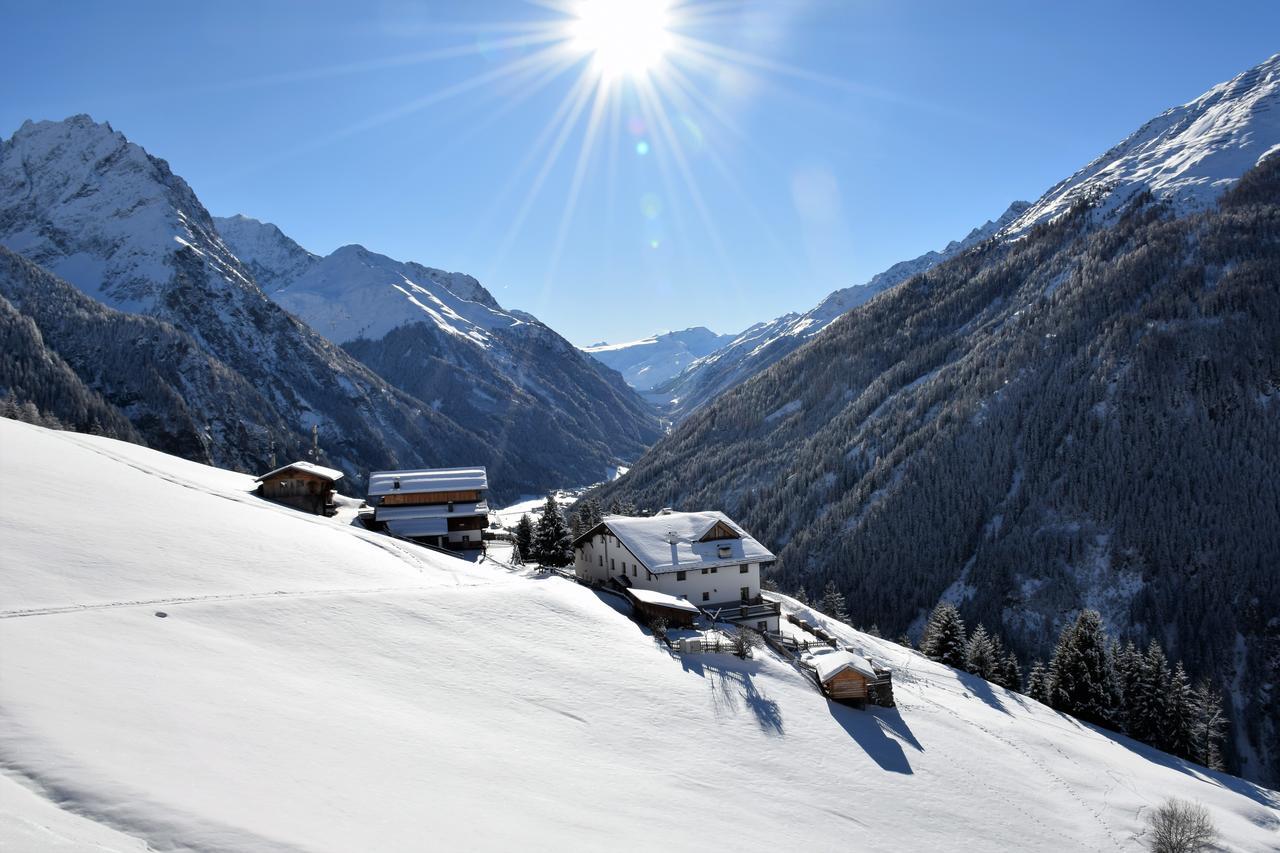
xmin=813 ymin=650 xmax=895 ymax=707
xmin=255 ymin=461 xmax=343 ymax=516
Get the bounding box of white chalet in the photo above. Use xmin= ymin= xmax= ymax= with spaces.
xmin=572 ymin=510 xmax=780 ymax=632
xmin=367 ymin=467 xmax=489 ymax=550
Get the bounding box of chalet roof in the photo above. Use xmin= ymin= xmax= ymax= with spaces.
xmin=812 ymin=650 xmax=878 ymax=682
xmin=256 ymin=461 xmax=344 ymax=483
xmin=627 ymin=587 xmax=701 ymax=614
xmin=367 ymin=467 xmax=488 ymax=497
xmin=576 ymin=511 xmax=775 ymax=575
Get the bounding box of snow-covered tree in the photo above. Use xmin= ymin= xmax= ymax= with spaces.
xmin=794 ymin=586 xmax=810 ymax=606
xmin=514 ymin=514 xmax=534 ymax=562
xmin=965 ymin=625 xmax=999 ymax=680
xmin=1187 ymin=678 xmax=1227 ymax=771
xmin=920 ymin=602 xmax=967 ymax=669
xmin=819 ymin=581 xmax=850 ymax=623
xmin=994 ymin=650 xmax=1022 ymax=692
xmin=1027 ymin=659 xmax=1052 ymax=705
xmin=1113 ymin=640 xmax=1144 ymax=733
xmin=1128 ymin=640 xmax=1173 ymax=745
xmin=1047 ymin=610 xmax=1117 ymax=727
xmin=1163 ymin=662 xmax=1193 ymax=758
xmin=532 ymin=496 xmax=572 ymax=567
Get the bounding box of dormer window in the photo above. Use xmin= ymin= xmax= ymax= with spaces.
xmin=718 ymin=545 xmax=732 ymax=558
xmin=392 ymin=478 xmax=401 ymax=490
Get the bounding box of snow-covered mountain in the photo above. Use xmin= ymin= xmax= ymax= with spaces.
xmin=2 ymin=417 xmax=1276 ymax=851
xmin=215 ymin=215 xmax=663 ymax=490
xmin=0 ymin=115 xmax=659 ymax=496
xmin=0 ymin=115 xmax=509 ymax=492
xmin=582 ymin=326 xmax=733 ymax=394
xmin=651 ymin=200 xmax=1031 ymax=419
xmin=1001 ymin=52 xmax=1280 ymax=238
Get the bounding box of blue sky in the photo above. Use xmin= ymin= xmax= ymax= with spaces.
xmin=3 ymin=1 xmax=1277 ymax=345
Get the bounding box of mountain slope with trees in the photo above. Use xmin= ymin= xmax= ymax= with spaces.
xmin=585 ymin=153 xmax=1280 ymax=785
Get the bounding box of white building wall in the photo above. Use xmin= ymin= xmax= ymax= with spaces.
xmin=575 ymin=530 xmax=761 ymax=604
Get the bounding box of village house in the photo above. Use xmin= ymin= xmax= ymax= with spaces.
xmin=572 ymin=510 xmax=781 ymax=632
xmin=255 ymin=461 xmax=343 ymax=516
xmin=367 ymin=467 xmax=489 ymax=550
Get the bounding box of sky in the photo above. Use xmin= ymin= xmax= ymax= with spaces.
xmin=2 ymin=1 xmax=1277 ymax=346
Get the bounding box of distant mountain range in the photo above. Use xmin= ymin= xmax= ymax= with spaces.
xmin=0 ymin=116 xmax=660 ymax=499
xmin=585 ymin=53 xmax=1280 ymax=786
xmin=581 ymin=327 xmax=734 ymax=397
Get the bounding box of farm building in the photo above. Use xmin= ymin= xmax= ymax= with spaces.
xmin=254 ymin=461 xmax=343 ymax=516
xmin=572 ymin=510 xmax=781 ymax=632
xmin=626 ymin=587 xmax=701 ymax=628
xmin=811 ymin=650 xmax=895 ymax=707
xmin=367 ymin=467 xmax=489 ymax=550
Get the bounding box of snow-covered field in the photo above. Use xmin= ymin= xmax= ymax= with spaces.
xmin=1 ymin=419 xmax=1277 ymax=852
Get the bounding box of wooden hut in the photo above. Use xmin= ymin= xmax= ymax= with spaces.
xmin=813 ymin=650 xmax=894 ymax=707
xmin=255 ymin=461 xmax=343 ymax=516
xmin=624 ymin=586 xmax=701 ymax=629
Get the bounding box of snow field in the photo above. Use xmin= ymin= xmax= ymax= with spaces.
xmin=0 ymin=419 xmax=1276 ymax=852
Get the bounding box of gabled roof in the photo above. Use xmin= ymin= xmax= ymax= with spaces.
xmin=367 ymin=467 xmax=487 ymax=497
xmin=812 ymin=650 xmax=878 ymax=682
xmin=627 ymin=587 xmax=701 ymax=614
xmin=256 ymin=461 xmax=344 ymax=483
xmin=574 ymin=511 xmax=775 ymax=574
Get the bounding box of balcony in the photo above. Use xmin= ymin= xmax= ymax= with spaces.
xmin=700 ymin=595 xmax=781 ymax=623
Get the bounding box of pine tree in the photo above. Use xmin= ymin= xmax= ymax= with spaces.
xmin=1113 ymin=640 xmax=1144 ymax=734
xmin=514 ymin=514 xmax=534 ymax=562
xmin=965 ymin=625 xmax=999 ymax=680
xmin=1027 ymin=659 xmax=1052 ymax=705
xmin=1163 ymin=662 xmax=1193 ymax=758
xmin=532 ymin=496 xmax=571 ymax=567
xmin=794 ymin=586 xmax=810 ymax=606
xmin=1047 ymin=610 xmax=1117 ymax=727
xmin=995 ymin=650 xmax=1022 ymax=691
xmin=608 ymin=497 xmax=623 ymax=515
xmin=920 ymin=602 xmax=967 ymax=669
xmin=1188 ymin=678 xmax=1227 ymax=771
xmin=1129 ymin=640 xmax=1172 ymax=746
xmin=819 ymin=581 xmax=850 ymax=623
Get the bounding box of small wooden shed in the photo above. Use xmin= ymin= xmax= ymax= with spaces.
xmin=625 ymin=586 xmax=701 ymax=629
xmin=255 ymin=461 xmax=343 ymax=516
xmin=813 ymin=650 xmax=894 ymax=707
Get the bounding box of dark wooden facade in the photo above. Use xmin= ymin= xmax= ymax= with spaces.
xmin=257 ymin=467 xmax=339 ymax=516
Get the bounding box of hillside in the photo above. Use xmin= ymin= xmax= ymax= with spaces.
xmin=216 ymin=216 xmax=663 ymax=489
xmin=584 ymin=136 xmax=1280 ymax=784
xmin=1 ymin=416 xmax=1276 ymax=851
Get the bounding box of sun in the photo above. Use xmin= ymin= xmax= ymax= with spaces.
xmin=570 ymin=0 xmax=673 ymax=79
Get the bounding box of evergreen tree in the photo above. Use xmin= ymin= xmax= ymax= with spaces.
xmin=1027 ymin=659 xmax=1052 ymax=705
xmin=1129 ymin=640 xmax=1173 ymax=746
xmin=920 ymin=602 xmax=967 ymax=669
xmin=514 ymin=514 xmax=534 ymax=562
xmin=1113 ymin=640 xmax=1145 ymax=734
xmin=1188 ymin=678 xmax=1227 ymax=771
xmin=608 ymin=497 xmax=623 ymax=515
xmin=532 ymin=496 xmax=571 ymax=567
xmin=794 ymin=586 xmax=810 ymax=606
xmin=995 ymin=651 xmax=1022 ymax=691
xmin=1047 ymin=610 xmax=1117 ymax=727
xmin=819 ymin=581 xmax=850 ymax=623
xmin=965 ymin=625 xmax=999 ymax=680
xmin=1163 ymin=662 xmax=1193 ymax=758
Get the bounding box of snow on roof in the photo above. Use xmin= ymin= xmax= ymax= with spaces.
xmin=368 ymin=467 xmax=487 ymax=496
xmin=593 ymin=511 xmax=774 ymax=574
xmin=812 ymin=650 xmax=878 ymax=682
xmin=627 ymin=587 xmax=701 ymax=613
xmin=256 ymin=461 xmax=344 ymax=482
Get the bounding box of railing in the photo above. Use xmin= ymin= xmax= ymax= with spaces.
xmin=701 ymin=596 xmax=782 ymax=622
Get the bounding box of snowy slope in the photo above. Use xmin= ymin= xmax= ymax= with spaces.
xmin=1002 ymin=52 xmax=1280 ymax=237
xmin=1 ymin=418 xmax=1276 ymax=852
xmin=653 ymin=200 xmax=1030 ymax=419
xmin=582 ymin=326 xmax=733 ymax=393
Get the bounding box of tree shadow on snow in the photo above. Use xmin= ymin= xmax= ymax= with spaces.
xmin=1092 ymin=724 xmax=1280 ymax=811
xmin=954 ymin=670 xmax=1014 ymax=717
xmin=826 ymin=701 xmax=921 ymax=774
xmin=681 ymin=656 xmax=785 ymax=736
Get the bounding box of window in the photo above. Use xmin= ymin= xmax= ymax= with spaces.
xmin=598 ymin=555 xmax=603 ymax=567
xmin=701 ymin=567 xmax=708 ymax=575
xmin=631 ymin=565 xmax=637 ymax=577
xmin=676 ymin=571 xmax=686 ymax=581
xmin=710 ymin=567 xmax=717 ymax=574
xmin=740 ymin=564 xmax=749 ymax=573
xmin=701 ymin=592 xmax=710 ymax=602
xmin=611 ymin=559 xmax=616 ymax=571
